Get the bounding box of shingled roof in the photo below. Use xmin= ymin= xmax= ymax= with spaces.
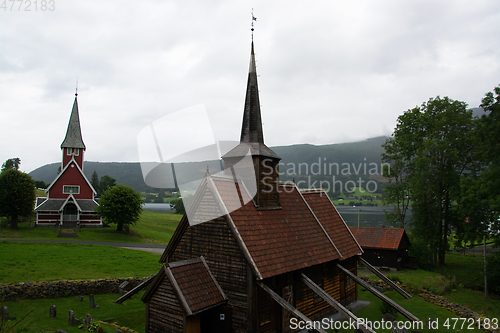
xmin=61 ymin=94 xmax=86 ymax=150
xmin=349 ymin=226 xmax=409 ymax=250
xmin=143 ymin=256 xmax=227 ymax=316
xmin=162 ymin=175 xmax=362 ymax=280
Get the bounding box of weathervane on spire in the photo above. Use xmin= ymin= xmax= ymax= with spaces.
xmin=75 ymin=77 xmax=79 ymax=97
xmin=251 ymin=9 xmax=257 ymax=40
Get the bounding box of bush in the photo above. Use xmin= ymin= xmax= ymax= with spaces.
xmin=487 ymin=250 xmax=500 ymax=295
xmin=408 ymin=233 xmax=433 ymax=270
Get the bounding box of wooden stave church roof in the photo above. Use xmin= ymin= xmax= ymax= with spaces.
xmin=161 ymin=174 xmax=362 ymax=280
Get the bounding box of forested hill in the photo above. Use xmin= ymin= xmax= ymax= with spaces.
xmin=30 ymin=136 xmax=389 ymax=193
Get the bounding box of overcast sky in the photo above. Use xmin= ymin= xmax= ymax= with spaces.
xmin=1 ymin=0 xmax=499 ymax=173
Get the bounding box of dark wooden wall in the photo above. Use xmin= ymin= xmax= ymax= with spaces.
xmin=146 ymin=275 xmax=184 ymax=333
xmin=170 ymin=217 xmax=249 ymax=333
xmin=255 ymin=257 xmax=358 ymax=332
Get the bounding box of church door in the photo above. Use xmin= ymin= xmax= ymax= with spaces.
xmin=63 ymin=203 xmax=78 ymax=224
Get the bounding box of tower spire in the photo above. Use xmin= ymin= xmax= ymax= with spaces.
xmin=240 ymin=41 xmax=264 ymax=144
xmin=61 ymin=94 xmax=86 ymax=151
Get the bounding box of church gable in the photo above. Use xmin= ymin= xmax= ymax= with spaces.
xmin=47 ymin=160 xmax=94 ymax=199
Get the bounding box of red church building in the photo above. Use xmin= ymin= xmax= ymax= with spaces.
xmin=35 ymin=93 xmax=102 ymax=228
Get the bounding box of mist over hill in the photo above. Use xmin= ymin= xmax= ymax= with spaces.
xmin=30 ymin=136 xmax=390 ymax=193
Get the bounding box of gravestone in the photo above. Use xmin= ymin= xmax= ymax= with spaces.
xmin=84 ymin=314 xmax=92 ymax=329
xmin=49 ymin=305 xmax=57 ymax=318
xmin=115 ymin=330 xmax=123 ymax=333
xmin=119 ymin=281 xmax=132 ymax=295
xmin=68 ymin=310 xmax=75 ymax=326
xmin=79 ymin=295 xmax=83 ymax=302
xmin=89 ymin=294 xmax=95 ymax=308
xmin=1 ymin=306 xmax=9 ymax=320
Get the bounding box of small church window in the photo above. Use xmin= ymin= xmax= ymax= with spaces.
xmin=63 ymin=185 xmax=80 ymax=194
xmin=66 ymin=148 xmax=79 ymax=156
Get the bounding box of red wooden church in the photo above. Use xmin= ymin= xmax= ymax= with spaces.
xmin=34 ymin=94 xmax=102 ymax=228
xmin=141 ymin=42 xmax=383 ymax=333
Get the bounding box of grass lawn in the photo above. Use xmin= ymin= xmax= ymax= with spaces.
xmin=0 ymin=242 xmax=162 ymax=283
xmin=360 ymin=253 xmax=500 ymax=321
xmin=0 ymin=210 xmax=181 ymax=244
xmin=2 ymin=292 xmax=146 ymax=332
xmin=350 ymin=285 xmax=486 ymax=333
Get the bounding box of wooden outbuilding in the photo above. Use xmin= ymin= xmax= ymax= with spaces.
xmin=349 ymin=226 xmax=411 ymax=270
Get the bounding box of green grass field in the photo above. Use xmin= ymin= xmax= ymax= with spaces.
xmin=1 ymin=210 xmax=499 ymax=332
xmin=0 ymin=242 xmax=162 ymax=283
xmin=360 ymin=252 xmax=500 ymax=321
xmin=2 ymin=292 xmax=146 ymax=332
xmin=0 ymin=210 xmax=181 ymax=244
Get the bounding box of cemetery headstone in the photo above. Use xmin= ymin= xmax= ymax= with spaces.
xmin=119 ymin=281 xmax=132 ymax=295
xmin=84 ymin=314 xmax=91 ymax=329
xmin=49 ymin=305 xmax=57 ymax=318
xmin=68 ymin=310 xmax=75 ymax=326
xmin=1 ymin=306 xmax=9 ymax=320
xmin=89 ymin=294 xmax=95 ymax=308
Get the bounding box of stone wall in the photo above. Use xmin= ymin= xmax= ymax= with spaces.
xmin=0 ymin=277 xmax=147 ymax=301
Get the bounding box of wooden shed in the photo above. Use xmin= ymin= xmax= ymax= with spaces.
xmin=349 ymin=227 xmax=411 ymax=270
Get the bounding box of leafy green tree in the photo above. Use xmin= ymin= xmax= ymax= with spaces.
xmin=34 ymin=180 xmax=48 ymax=189
xmin=98 ymin=175 xmax=116 ymax=197
xmin=153 ymin=192 xmax=165 ymax=203
xmin=91 ymin=170 xmax=99 ymax=195
xmin=0 ymin=169 xmax=36 ymax=229
xmin=95 ymin=184 xmax=143 ymax=232
xmin=1 ymin=158 xmax=21 ymax=171
xmin=381 ymin=144 xmax=411 ymax=228
xmin=459 ymin=85 xmax=500 ymax=246
xmin=383 ymin=96 xmax=476 ymax=266
xmin=170 ymin=198 xmax=185 ymax=215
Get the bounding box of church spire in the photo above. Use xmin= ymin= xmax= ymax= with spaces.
xmin=61 ymin=93 xmax=86 ymax=150
xmin=221 ymin=36 xmax=281 ymax=209
xmin=240 ymin=41 xmax=264 ymax=144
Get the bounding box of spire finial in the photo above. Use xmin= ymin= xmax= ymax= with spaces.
xmin=75 ymin=77 xmax=78 ymax=97
xmin=251 ymin=9 xmax=257 ymax=41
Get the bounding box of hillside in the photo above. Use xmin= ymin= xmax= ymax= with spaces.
xmin=30 ymin=136 xmax=389 ymax=193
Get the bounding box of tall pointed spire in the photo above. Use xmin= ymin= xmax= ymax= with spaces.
xmin=240 ymin=42 xmax=264 ymax=144
xmin=61 ymin=94 xmax=86 ymax=150
xmin=221 ymin=33 xmax=281 ymax=209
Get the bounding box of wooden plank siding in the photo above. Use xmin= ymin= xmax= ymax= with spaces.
xmin=255 ymin=257 xmax=358 ymax=331
xmin=170 ymin=217 xmax=249 ymax=333
xmin=146 ymin=275 xmax=184 ymax=333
